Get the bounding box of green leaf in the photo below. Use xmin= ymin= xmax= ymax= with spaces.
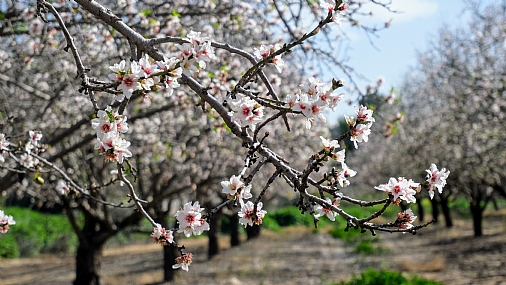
xmin=123 ymin=164 xmax=131 ymax=175
xmin=223 ymin=122 xmax=232 ymax=133
xmin=391 ymin=125 xmax=399 ymax=135
xmin=13 ymin=22 xmax=28 ymax=34
xmin=171 ymin=10 xmax=181 ymax=17
xmin=140 ymin=9 xmax=152 ymax=16
xmin=106 ymin=110 xmax=115 ymax=122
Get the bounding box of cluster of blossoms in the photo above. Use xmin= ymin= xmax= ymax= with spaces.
xmin=344 ymin=105 xmax=375 ymax=149
xmin=0 ymin=210 xmax=16 ymax=233
xmin=319 ymin=136 xmax=356 ymax=187
xmin=314 ymin=197 xmax=341 ymax=221
xmin=221 ymin=175 xmax=266 ymax=227
xmin=228 ymin=94 xmax=265 ymax=131
xmin=91 ymin=106 xmax=131 ymax=163
xmin=238 ymin=201 xmax=267 ymax=228
xmin=0 ymin=133 xmax=10 ymax=163
xmin=375 ymin=164 xmax=449 ymax=204
xmin=108 ymin=31 xmax=215 ymax=103
xmin=426 ymin=163 xmax=450 ymax=199
xmin=173 ymin=201 xmax=210 ymax=238
xmin=253 ymin=43 xmax=284 ymax=73
xmin=287 ymin=77 xmax=345 ymax=129
xmin=20 ymin=131 xmax=42 ymax=168
xmin=375 ymin=177 xmax=419 ymax=204
xmin=173 ymin=253 xmax=193 ymax=271
xmin=396 ymin=208 xmax=417 ymax=231
xmin=151 ymin=225 xmax=174 ymax=246
xmin=221 ymin=175 xmax=253 ymax=205
xmin=151 ymin=201 xmax=209 ymax=271
xmin=319 ymin=1 xmax=347 ymax=25
xmin=177 ymin=30 xmax=217 ymax=73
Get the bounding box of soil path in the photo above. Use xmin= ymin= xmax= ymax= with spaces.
xmin=1 ymin=217 xmax=505 ymax=285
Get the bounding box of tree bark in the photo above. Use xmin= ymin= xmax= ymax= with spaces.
xmin=469 ymin=185 xmax=486 ymax=237
xmin=440 ymin=194 xmax=453 ymax=228
xmin=470 ymin=202 xmax=483 ymax=237
xmin=208 ymin=208 xmax=222 ymax=259
xmin=163 ymin=242 xmax=178 ymax=282
xmin=416 ymin=197 xmax=425 ymax=222
xmin=229 ymin=213 xmax=241 ymax=247
xmin=74 ymin=241 xmax=104 ymax=285
xmin=246 ymin=224 xmax=260 ymax=240
xmin=430 ymin=196 xmax=440 ymax=224
xmin=154 ymin=208 xmax=179 ymax=282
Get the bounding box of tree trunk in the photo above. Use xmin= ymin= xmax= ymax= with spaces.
xmin=156 ymin=213 xmax=178 ymax=282
xmin=208 ymin=209 xmax=222 ymax=259
xmin=246 ymin=224 xmax=260 ymax=240
xmin=74 ymin=242 xmax=104 ymax=285
xmin=416 ymin=197 xmax=425 ymax=222
xmin=163 ymin=242 xmax=178 ymax=282
xmin=440 ymin=194 xmax=453 ymax=228
xmin=470 ymin=200 xmax=483 ymax=237
xmin=430 ymin=196 xmax=439 ymax=223
xmin=229 ymin=213 xmax=241 ymax=247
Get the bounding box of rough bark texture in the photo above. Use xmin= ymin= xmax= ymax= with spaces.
xmin=416 ymin=197 xmax=425 ymax=222
xmin=207 ymin=209 xmax=222 ymax=259
xmin=163 ymin=243 xmax=178 ymax=282
xmin=430 ymin=197 xmax=440 ymax=224
xmin=470 ymin=201 xmax=483 ymax=237
xmin=74 ymin=241 xmax=104 ymax=285
xmin=229 ymin=213 xmax=241 ymax=247
xmin=246 ymin=224 xmax=261 ymax=240
xmin=440 ymin=194 xmax=453 ymax=228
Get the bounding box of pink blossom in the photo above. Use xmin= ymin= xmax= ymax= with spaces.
xmin=238 ymin=201 xmax=267 ymax=227
xmin=314 ymin=197 xmax=341 ymax=221
xmin=56 ymin=179 xmax=69 ymax=196
xmin=0 ymin=133 xmax=10 ymax=151
xmin=28 ymin=130 xmax=43 ymax=146
xmin=375 ymin=177 xmax=418 ymax=203
xmin=397 ymin=208 xmax=417 ymax=232
xmin=355 ymin=105 xmax=375 ymax=123
xmin=221 ymin=175 xmax=244 ymax=196
xmin=350 ymin=123 xmax=372 ymax=149
xmin=332 ymin=149 xmax=346 ymax=164
xmin=173 ymin=253 xmax=193 ymax=271
xmin=320 ymin=136 xmax=340 ymax=152
xmin=151 ymin=225 xmax=174 ymax=246
xmin=0 ymin=210 xmax=15 ymax=233
xmin=174 ymin=201 xmax=210 ymax=237
xmin=426 ymin=164 xmax=450 ymax=199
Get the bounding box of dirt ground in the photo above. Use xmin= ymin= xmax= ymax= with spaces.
xmin=1 ymin=215 xmax=505 ymax=285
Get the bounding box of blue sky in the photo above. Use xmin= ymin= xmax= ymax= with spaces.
xmin=326 ymin=0 xmax=486 ymax=122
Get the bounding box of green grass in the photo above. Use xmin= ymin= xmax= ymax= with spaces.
xmin=333 ymin=268 xmax=444 ymax=285
xmin=354 ymin=239 xmax=389 ymax=255
xmin=0 ymin=207 xmax=78 ymax=258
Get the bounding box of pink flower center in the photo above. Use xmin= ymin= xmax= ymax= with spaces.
xmin=311 ymin=105 xmax=321 ymax=115
xmin=123 ymin=77 xmax=135 ymax=87
xmin=185 ymin=214 xmax=196 ymax=224
xmin=101 ymin=124 xmax=111 ymax=133
xmin=241 ymin=106 xmax=252 ymax=117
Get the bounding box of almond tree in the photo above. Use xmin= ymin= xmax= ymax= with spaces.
xmin=358 ymin=1 xmax=506 ymax=236
xmin=0 ymin=1 xmax=448 ymax=284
